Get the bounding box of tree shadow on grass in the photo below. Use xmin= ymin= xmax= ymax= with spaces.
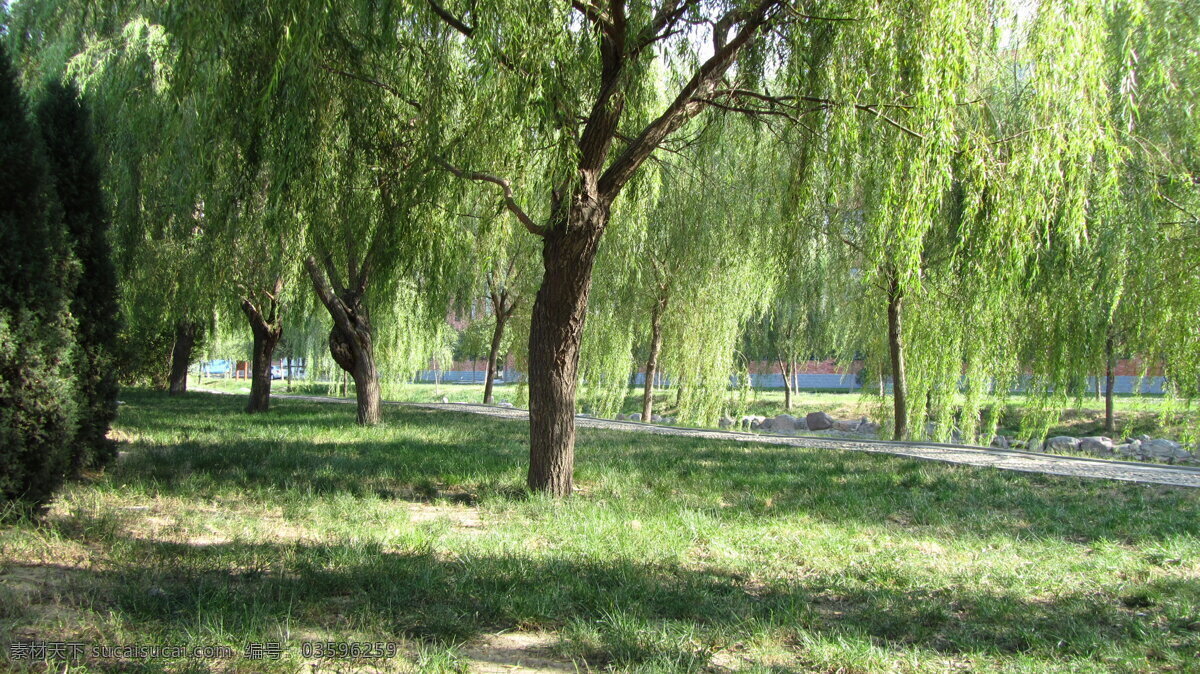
xmin=112 ymin=390 xmax=1200 ymax=546
xmin=8 ymin=536 xmax=1198 ymax=671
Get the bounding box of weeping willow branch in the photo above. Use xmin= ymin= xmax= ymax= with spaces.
xmin=435 ymin=158 xmax=546 ymax=236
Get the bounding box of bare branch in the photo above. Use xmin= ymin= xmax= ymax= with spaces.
xmin=319 ymin=63 xmax=423 ymax=111
xmin=437 ymin=157 xmax=546 ymax=236
xmin=426 ymin=0 xmax=474 ymax=37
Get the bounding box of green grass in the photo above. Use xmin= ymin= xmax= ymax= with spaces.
xmin=6 ymin=390 xmax=1197 ymax=672
xmin=198 ymin=375 xmax=1196 ymax=442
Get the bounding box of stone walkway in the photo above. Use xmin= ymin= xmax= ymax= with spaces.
xmin=198 ymin=389 xmax=1200 ymax=488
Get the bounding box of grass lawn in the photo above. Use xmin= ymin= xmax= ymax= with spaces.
xmin=198 ymin=375 xmax=1197 ymax=442
xmin=5 ymin=389 xmax=1197 ymax=672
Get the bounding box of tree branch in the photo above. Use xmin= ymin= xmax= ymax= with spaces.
xmin=599 ymin=0 xmax=785 ymax=198
xmin=304 ymin=256 xmax=356 ymax=337
xmin=437 ymin=158 xmax=546 ymax=236
xmin=425 ymin=0 xmax=474 ymax=37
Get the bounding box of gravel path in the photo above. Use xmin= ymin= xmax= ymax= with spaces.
xmin=199 ymin=389 xmax=1200 ymax=488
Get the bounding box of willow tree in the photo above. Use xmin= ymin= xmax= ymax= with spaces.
xmin=157 ymin=2 xmax=473 ymax=425
xmin=1019 ymin=0 xmax=1200 ymax=438
xmin=425 ymin=0 xmax=829 ymax=494
xmin=10 ymin=6 xmax=217 ymax=392
xmin=766 ymin=0 xmax=1132 ymax=442
xmin=581 ymin=118 xmax=779 ymax=425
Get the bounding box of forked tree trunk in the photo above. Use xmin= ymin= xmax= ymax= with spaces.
xmin=328 ymin=309 xmax=381 ymax=425
xmin=242 ymin=290 xmax=283 ymax=414
xmin=527 ymin=209 xmax=607 ymax=496
xmin=887 ymin=275 xmax=908 ymax=441
xmin=1105 ymin=334 xmax=1116 ymax=433
xmin=305 ymin=257 xmax=383 ymax=426
xmin=168 ymin=320 xmax=199 ymax=395
xmin=641 ymin=297 xmax=665 ymax=422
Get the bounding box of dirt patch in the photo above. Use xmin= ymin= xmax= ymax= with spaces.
xmin=404 ymin=502 xmax=483 ymax=530
xmin=461 ymin=632 xmax=580 ymax=673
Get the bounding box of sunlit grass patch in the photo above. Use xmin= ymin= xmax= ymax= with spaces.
xmin=1 ymin=389 xmax=1198 ymax=672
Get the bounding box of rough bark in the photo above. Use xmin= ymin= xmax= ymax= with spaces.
xmin=484 ymin=291 xmax=515 ymax=405
xmin=1105 ymin=334 xmax=1116 ymax=433
xmin=527 ymin=207 xmax=607 ymax=496
xmin=641 ymin=296 xmax=666 ymax=422
xmin=241 ymin=286 xmax=283 ymax=414
xmin=887 ymin=275 xmax=908 ymax=441
xmin=168 ymin=320 xmax=199 ymax=395
xmin=304 ymin=257 xmax=382 ymax=425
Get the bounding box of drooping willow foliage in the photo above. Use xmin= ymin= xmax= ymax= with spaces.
xmin=6 ymin=0 xmax=1196 ymax=452
xmin=577 ymin=117 xmax=779 ymax=423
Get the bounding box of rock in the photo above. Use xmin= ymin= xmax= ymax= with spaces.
xmin=629 ymin=413 xmax=642 ymax=422
xmin=1114 ymin=442 xmax=1138 ymax=456
xmin=750 ymin=420 xmax=762 ymax=430
xmin=664 ymin=417 xmax=676 ymax=424
xmin=1026 ymin=439 xmax=1043 ymax=452
xmin=1079 ymin=436 xmax=1114 ymax=455
xmin=795 ymin=416 xmax=809 ymax=430
xmin=615 ymin=413 xmax=627 ymax=421
xmin=1143 ymin=438 xmax=1191 ymax=460
xmin=1046 ymin=436 xmax=1080 ymax=452
xmin=990 ymin=435 xmax=1010 ymax=449
xmin=576 ymin=413 xmax=594 ymax=418
xmin=772 ymin=414 xmax=799 ymax=433
xmin=718 ymin=416 xmax=734 ymax=429
xmin=498 ymin=402 xmax=514 ymax=408
xmin=806 ymin=411 xmax=834 ymax=431
xmin=441 ymin=396 xmax=449 ymax=404
xmin=832 ymin=419 xmax=860 ymax=432
xmin=651 ymin=414 xmax=663 ymax=423
xmin=857 ymin=421 xmax=880 ymax=435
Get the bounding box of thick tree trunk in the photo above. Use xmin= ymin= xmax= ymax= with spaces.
xmin=484 ymin=308 xmax=509 ymax=405
xmin=242 ymin=294 xmax=282 ymax=414
xmin=887 ymin=276 xmax=908 ymax=441
xmin=304 ymin=257 xmax=383 ymax=425
xmin=168 ymin=320 xmax=198 ymax=395
xmin=329 ymin=316 xmax=381 ymax=425
xmin=1105 ymin=335 xmax=1116 ymax=434
xmin=527 ymin=208 xmax=607 ymax=496
xmin=641 ymin=298 xmax=665 ymax=422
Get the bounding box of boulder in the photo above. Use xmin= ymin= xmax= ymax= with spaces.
xmin=651 ymin=414 xmax=663 ymax=423
xmin=758 ymin=417 xmax=774 ymax=431
xmin=1046 ymin=436 xmax=1080 ymax=452
xmin=772 ymin=414 xmax=799 ymax=433
xmin=615 ymin=413 xmax=627 ymax=421
xmin=497 ymin=401 xmax=514 ymax=408
xmin=806 ymin=411 xmax=834 ymax=431
xmin=718 ymin=416 xmax=734 ymax=429
xmin=629 ymin=412 xmax=642 ymax=422
xmin=750 ymin=419 xmax=763 ymax=430
xmin=1079 ymin=436 xmax=1114 ymax=456
xmin=1143 ymin=438 xmax=1191 ymax=460
xmin=1114 ymin=441 xmax=1138 ymax=457
xmin=832 ymin=419 xmax=860 ymax=432
xmin=990 ymin=435 xmax=1010 ymax=449
xmin=857 ymin=420 xmax=880 ymax=435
